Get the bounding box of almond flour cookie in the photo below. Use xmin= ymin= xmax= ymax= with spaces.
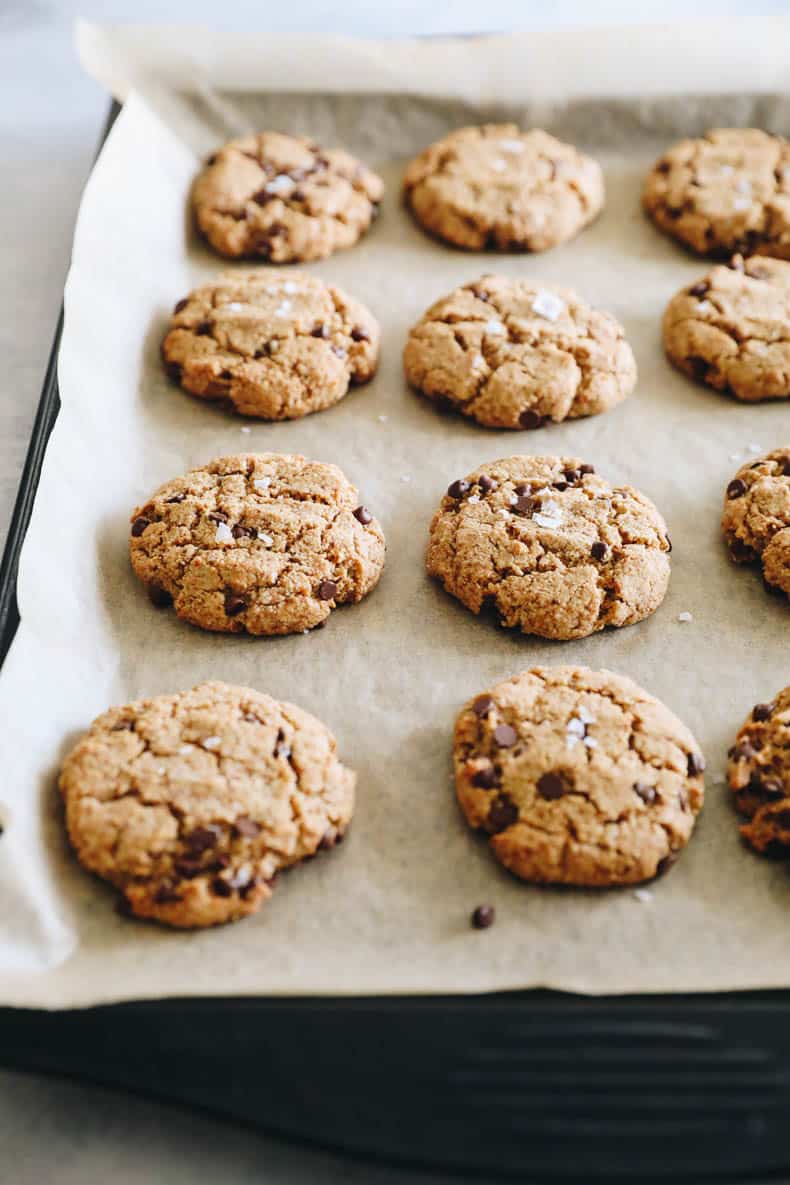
xmin=454 ymin=666 xmax=705 ymax=886
xmin=192 ymin=132 xmax=384 ymax=262
xmin=663 ymin=256 xmax=790 ymax=401
xmin=403 ymin=125 xmax=604 ymax=252
xmin=427 ymin=457 xmax=671 ymax=640
xmin=162 ymin=272 xmax=380 ymax=420
xmin=404 ymin=274 xmax=635 ymax=429
xmin=721 ymin=447 xmax=790 ymax=598
xmin=129 ymin=453 xmax=385 ymax=635
xmin=58 ymin=682 xmax=355 ymax=927
xmin=643 ymin=128 xmax=790 ymax=258
xmin=727 ymin=687 xmax=790 ymax=856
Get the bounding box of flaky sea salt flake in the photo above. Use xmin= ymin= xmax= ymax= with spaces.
xmin=215 ymin=521 xmax=234 ymax=543
xmin=202 ymin=736 xmax=221 ymax=751
xmin=633 ymin=888 xmax=653 ymax=903
xmin=532 ymin=290 xmax=565 ymax=321
xmin=677 ymin=611 xmax=693 ymax=623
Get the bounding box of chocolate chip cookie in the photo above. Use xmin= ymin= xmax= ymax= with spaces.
xmin=454 ymin=666 xmax=705 ymax=886
xmin=404 ymin=274 xmax=635 ymax=428
xmin=721 ymin=447 xmax=790 ymax=597
xmin=403 ymin=125 xmax=604 ymax=252
xmin=728 ymin=687 xmax=790 ymax=856
xmin=663 ymin=256 xmax=790 ymax=401
xmin=58 ymin=681 xmax=355 ymax=927
xmin=192 ymin=131 xmax=384 ymax=262
xmin=643 ymin=128 xmax=790 ymax=258
xmin=162 ymin=272 xmax=380 ymax=420
xmin=129 ymin=453 xmax=385 ymax=635
xmin=427 ymin=456 xmax=671 ymax=640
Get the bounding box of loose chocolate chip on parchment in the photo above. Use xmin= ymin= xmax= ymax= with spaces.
xmin=471 ymin=904 xmax=496 ymax=929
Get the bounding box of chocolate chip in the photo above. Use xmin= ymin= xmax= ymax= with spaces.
xmin=147 ymin=584 xmax=172 ymax=609
xmin=208 ymin=511 xmax=227 ymax=524
xmin=755 ymin=775 xmax=785 ymax=798
xmin=196 ymin=321 xmax=212 ymax=336
xmin=131 ymin=516 xmax=150 ymax=537
xmin=164 ymin=361 xmax=182 ymax=382
xmin=591 ymin=541 xmax=608 ymax=561
xmin=224 ymin=591 xmax=247 ymax=616
xmin=478 ymin=475 xmax=496 ymax=493
xmin=656 ymin=159 xmax=671 ymax=174
xmin=772 ymin=809 xmax=790 ymax=828
xmin=537 ymin=772 xmax=567 ymax=801
xmin=472 ymin=694 xmax=494 ymax=718
xmin=174 ymin=858 xmax=204 ymax=879
xmin=185 ymin=824 xmax=223 ymax=854
xmin=688 ymin=355 xmax=710 ymax=382
xmin=353 ymin=505 xmax=372 ymax=525
xmin=351 ymin=325 xmax=370 ymax=342
xmin=563 ymin=468 xmax=580 ymax=483
xmin=447 ymin=479 xmax=470 ymax=499
xmin=307 ymin=322 xmax=329 ymax=340
xmin=211 ymin=877 xmax=234 ymax=898
xmin=232 ymin=524 xmax=256 ymax=539
xmin=472 ymin=762 xmax=499 ymax=789
xmin=251 ymin=188 xmax=274 ymax=206
xmin=678 ymin=788 xmax=690 ymax=811
xmin=518 ymin=409 xmax=545 ymax=430
xmin=727 ymin=478 xmax=747 ymax=499
xmin=154 ymin=883 xmax=182 ymax=904
xmin=579 ymin=463 xmax=595 ymax=475
xmin=165 ymin=494 xmax=185 ymax=504
xmin=780 ymin=457 xmax=790 ymax=476
xmin=514 ymin=482 xmax=531 ymax=495
xmin=753 ymin=702 xmax=775 ymax=722
xmin=173 ymin=298 xmax=188 ymax=314
xmin=634 ymin=782 xmax=656 ymax=804
xmin=687 ymin=752 xmax=705 ymax=776
xmin=689 ymin=281 xmax=710 ymax=297
xmin=317 ymin=580 xmax=337 ymax=601
xmin=730 ymin=537 xmax=756 ymax=563
xmin=486 ymin=795 xmax=518 ymax=833
xmin=553 ymin=481 xmax=568 ymax=492
xmin=111 ymin=719 xmax=134 ymax=732
xmin=234 ymin=816 xmax=261 ymax=839
xmin=470 ymin=286 xmax=490 ymax=301
xmin=656 ymin=851 xmax=678 ymax=877
xmin=471 ymin=904 xmax=495 ymax=929
xmin=292 ymin=188 xmax=306 ymax=201
xmin=493 ymin=723 xmax=518 ymax=749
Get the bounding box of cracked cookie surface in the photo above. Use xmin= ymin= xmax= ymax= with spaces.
xmin=192 ymin=131 xmax=383 ymax=262
xmin=427 ymin=456 xmax=671 ymax=640
xmin=403 ymin=124 xmax=604 ymax=252
xmin=404 ymin=274 xmax=635 ymax=428
xmin=454 ymin=666 xmax=705 ymax=886
xmin=58 ymin=681 xmax=356 ymax=927
xmin=129 ymin=453 xmax=385 ymax=635
xmin=663 ymin=256 xmax=790 ymax=401
xmin=643 ymin=128 xmax=790 ymax=258
xmin=727 ymin=687 xmax=790 ymax=855
xmin=162 ymin=271 xmax=380 ymax=420
xmin=721 ymin=447 xmax=790 ymax=598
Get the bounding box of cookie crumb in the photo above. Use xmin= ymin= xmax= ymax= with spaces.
xmin=471 ymin=904 xmax=495 ymax=929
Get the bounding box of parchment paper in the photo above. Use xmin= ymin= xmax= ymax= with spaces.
xmin=0 ymin=21 xmax=788 ymax=1008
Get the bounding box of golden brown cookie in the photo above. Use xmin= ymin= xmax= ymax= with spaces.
xmin=162 ymin=271 xmax=380 ymax=420
xmin=192 ymin=131 xmax=383 ymax=262
xmin=403 ymin=124 xmax=604 ymax=252
xmin=643 ymin=128 xmax=790 ymax=258
xmin=427 ymin=457 xmax=671 ymax=640
xmin=454 ymin=666 xmax=705 ymax=886
xmin=129 ymin=453 xmax=385 ymax=635
xmin=663 ymin=256 xmax=790 ymax=401
xmin=404 ymin=274 xmax=635 ymax=428
xmin=721 ymin=447 xmax=790 ymax=597
xmin=58 ymin=682 xmax=355 ymax=927
xmin=727 ymin=688 xmax=790 ymax=856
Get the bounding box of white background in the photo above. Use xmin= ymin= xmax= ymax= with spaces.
xmin=3 ymin=2 xmax=789 ymax=1182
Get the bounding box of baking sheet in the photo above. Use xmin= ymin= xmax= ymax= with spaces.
xmin=0 ymin=22 xmax=788 ymax=1008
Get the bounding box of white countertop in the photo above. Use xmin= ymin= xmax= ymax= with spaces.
xmin=2 ymin=2 xmax=786 ymax=1181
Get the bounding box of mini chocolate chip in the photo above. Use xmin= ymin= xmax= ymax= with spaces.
xmin=196 ymin=321 xmax=212 ymax=336
xmin=154 ymin=883 xmax=182 ymax=904
xmin=311 ymin=323 xmax=329 ymax=338
xmin=634 ymin=782 xmax=656 ymax=805
xmin=487 ymin=795 xmax=519 ymax=833
xmin=224 ymin=591 xmax=247 ymax=616
xmin=173 ymin=298 xmax=188 ymax=314
xmin=591 ymin=541 xmax=608 ymax=561
xmin=493 ymin=723 xmax=518 ymax=749
xmin=232 ymin=524 xmax=256 ymax=539
xmin=448 ymin=479 xmax=470 ymax=499
xmin=753 ymin=702 xmax=775 ymax=722
xmin=317 ymin=580 xmax=337 ymax=601
xmin=687 ymin=752 xmax=705 ymax=776
xmin=537 ymin=772 xmax=567 ymax=801
xmin=211 ymin=877 xmax=234 ymax=898
xmin=518 ymin=409 xmax=545 ymax=430
xmin=727 ymin=478 xmax=747 ymax=499
xmin=478 ymin=475 xmax=496 ymax=493
xmin=131 ymin=516 xmax=150 ymax=537
xmin=350 ymin=326 xmax=370 ymax=342
xmin=234 ymin=816 xmax=261 ymax=839
xmin=656 ymin=851 xmax=678 ymax=877
xmin=147 ymin=585 xmax=172 ymax=609
xmin=471 ymin=904 xmax=495 ymax=930
xmin=579 ymin=463 xmax=595 ymax=475
xmin=472 ymin=763 xmax=499 ymax=789
xmin=563 ymin=468 xmax=580 ymax=483
xmin=689 ymin=281 xmax=710 ymax=297
xmin=553 ymin=481 xmax=568 ymax=492
xmin=353 ymin=505 xmax=372 ymax=525
xmin=185 ymin=824 xmax=223 ymax=854
xmin=472 ymin=694 xmax=494 ymax=718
